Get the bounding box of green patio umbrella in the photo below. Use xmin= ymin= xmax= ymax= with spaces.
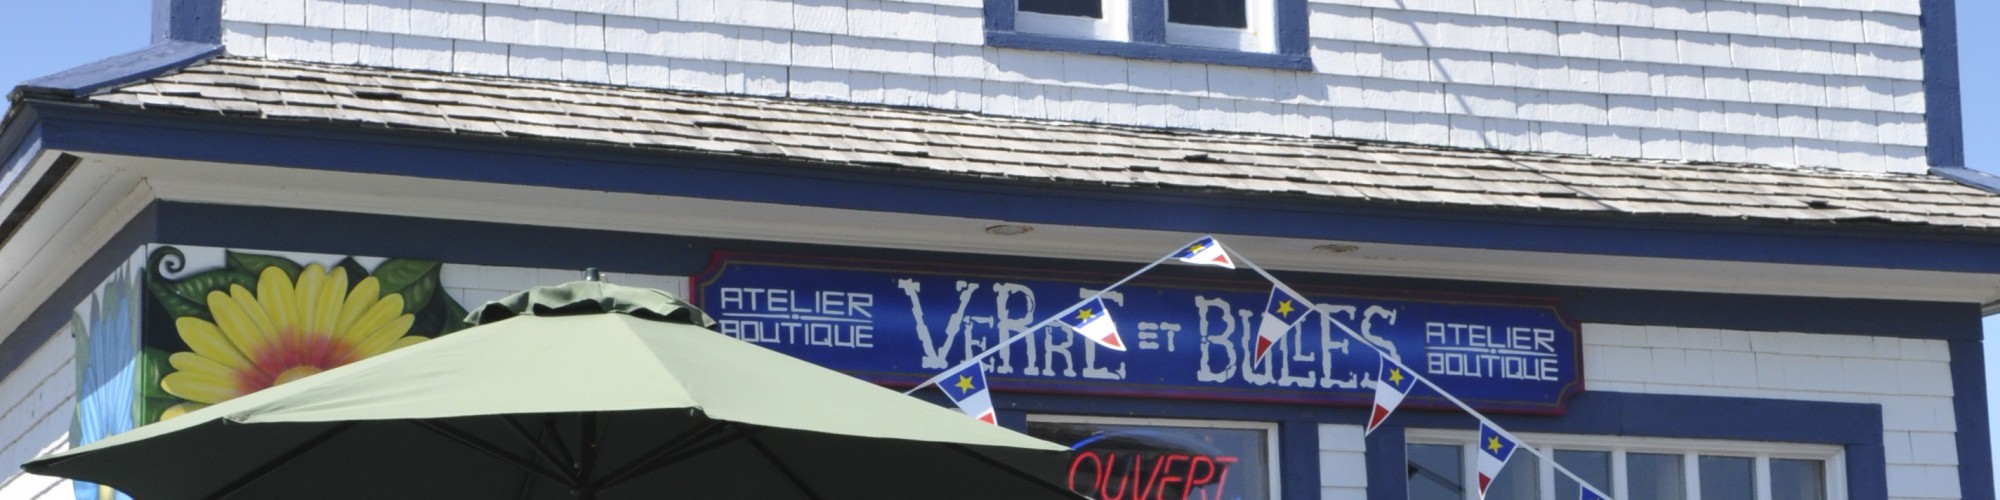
xmin=25 ymin=281 xmax=1082 ymax=499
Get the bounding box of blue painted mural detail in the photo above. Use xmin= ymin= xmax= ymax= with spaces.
xmin=692 ymin=254 xmax=1585 ymax=414
xmin=72 ymin=249 xmax=144 ymax=500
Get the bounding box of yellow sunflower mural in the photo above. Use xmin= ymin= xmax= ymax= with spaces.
xmin=158 ymin=264 xmax=428 ymax=418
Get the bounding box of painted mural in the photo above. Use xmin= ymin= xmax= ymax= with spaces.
xmin=70 ymin=245 xmax=473 ymax=499
xmin=141 ymin=246 xmax=472 ymax=420
xmin=70 ymin=248 xmax=144 ymax=500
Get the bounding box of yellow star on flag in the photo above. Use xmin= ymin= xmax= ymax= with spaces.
xmin=1487 ymin=436 xmax=1504 ymax=453
xmin=955 ymin=375 xmax=975 ymax=394
xmin=1189 ymin=243 xmax=1206 ymax=253
xmin=1076 ymin=308 xmax=1096 ymax=322
xmin=1277 ymin=300 xmax=1295 ymax=317
xmin=1389 ymin=368 xmax=1404 ymax=385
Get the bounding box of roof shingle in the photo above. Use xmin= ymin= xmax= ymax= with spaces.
xmin=69 ymin=57 xmax=2000 ymax=230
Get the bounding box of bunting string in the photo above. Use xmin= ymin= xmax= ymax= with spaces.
xmin=900 ymin=234 xmax=1214 ymax=395
xmin=1231 ymin=244 xmax=1615 ymax=500
xmin=909 ymin=235 xmax=1616 ymax=499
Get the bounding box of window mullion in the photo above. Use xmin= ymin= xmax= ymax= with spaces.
xmin=1685 ymin=452 xmax=1702 ymax=500
xmin=1541 ymin=450 xmax=1556 ymax=500
xmin=1755 ymin=456 xmax=1774 ymax=500
xmin=1613 ymin=450 xmax=1629 ymax=500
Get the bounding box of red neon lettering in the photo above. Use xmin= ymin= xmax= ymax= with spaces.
xmin=1182 ymin=455 xmax=1216 ymax=500
xmin=1212 ymin=456 xmax=1238 ymax=496
xmin=1131 ymin=452 xmax=1172 ymax=500
xmin=1154 ymin=455 xmax=1189 ymax=500
xmin=1100 ymin=453 xmax=1131 ymax=500
xmin=1069 ymin=451 xmax=1103 ymax=493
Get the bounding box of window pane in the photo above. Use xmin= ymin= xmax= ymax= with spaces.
xmin=1487 ymin=449 xmax=1539 ymax=500
xmin=1555 ymin=450 xmax=1612 ymax=498
xmin=1408 ymin=444 xmax=1463 ymax=500
xmin=1627 ymin=453 xmax=1686 ymax=500
xmin=1770 ymin=459 xmax=1827 ymax=500
xmin=1167 ymin=0 xmax=1248 ymax=28
xmin=1699 ymin=456 xmax=1755 ymax=500
xmin=1020 ymin=0 xmax=1103 ymax=18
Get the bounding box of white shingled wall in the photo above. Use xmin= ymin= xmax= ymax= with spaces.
xmin=0 ymin=333 xmax=77 ymax=500
xmin=0 ymin=265 xmax=686 ymax=499
xmin=209 ymin=0 xmax=1930 ymax=173
xmin=1584 ymin=324 xmax=1960 ymax=500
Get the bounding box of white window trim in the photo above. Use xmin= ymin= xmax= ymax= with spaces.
xmin=1015 ymin=0 xmax=1131 ymax=42
xmin=1405 ymin=429 xmax=1847 ymax=500
xmin=1164 ymin=0 xmax=1274 ymax=52
xmin=1028 ymin=414 xmax=1282 ymax=499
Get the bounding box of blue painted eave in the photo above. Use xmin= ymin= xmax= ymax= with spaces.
xmin=25 ymin=103 xmax=2000 ymax=277
xmin=9 ymin=41 xmax=221 ymax=102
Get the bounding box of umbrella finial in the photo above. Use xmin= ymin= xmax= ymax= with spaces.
xmin=584 ymin=268 xmax=602 ymax=282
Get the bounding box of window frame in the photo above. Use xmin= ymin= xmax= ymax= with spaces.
xmin=983 ymin=0 xmax=1311 ymax=71
xmin=1405 ymin=429 xmax=1848 ymax=500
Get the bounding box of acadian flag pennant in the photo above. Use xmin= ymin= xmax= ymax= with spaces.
xmin=1580 ymin=486 xmax=1609 ymax=500
xmin=1253 ymin=286 xmax=1310 ymax=363
xmin=1366 ymin=358 xmax=1416 ymax=435
xmin=1476 ymin=422 xmax=1520 ymax=499
xmin=1059 ymin=297 xmax=1125 ymax=351
xmin=1173 ymin=236 xmax=1235 ymax=269
xmin=935 ymin=363 xmax=997 ymax=425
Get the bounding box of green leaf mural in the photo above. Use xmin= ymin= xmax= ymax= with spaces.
xmin=371 ymin=259 xmax=440 ymax=314
xmin=225 ymin=251 xmax=302 ymax=282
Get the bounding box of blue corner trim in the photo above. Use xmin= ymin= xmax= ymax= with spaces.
xmin=983 ymin=0 xmax=1313 ymax=71
xmin=1921 ymin=0 xmax=1963 ymax=168
xmin=1931 ymin=166 xmax=2000 ymax=195
xmin=982 ymin=0 xmax=1014 ymax=33
xmin=1949 ymin=339 xmax=1994 ymax=500
xmin=1278 ymin=421 xmax=1318 ymax=499
xmin=1364 ymin=426 xmax=1406 ymax=500
xmin=156 ymin=0 xmax=224 ymax=44
xmin=987 ymin=32 xmax=1313 ymax=70
xmin=12 ymin=41 xmax=221 ymax=99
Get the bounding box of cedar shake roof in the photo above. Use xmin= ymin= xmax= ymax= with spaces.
xmin=58 ymin=57 xmax=2000 ymax=230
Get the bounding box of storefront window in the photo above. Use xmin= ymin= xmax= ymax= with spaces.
xmin=1408 ymin=443 xmax=1464 ymax=500
xmin=1771 ymin=459 xmax=1827 ymax=500
xmin=1406 ymin=430 xmax=1842 ymax=500
xmin=1026 ymin=416 xmax=1277 ymax=500
xmin=1699 ymin=456 xmax=1756 ymax=500
xmin=1554 ymin=450 xmax=1611 ymax=498
xmin=1627 ymin=453 xmax=1686 ymax=500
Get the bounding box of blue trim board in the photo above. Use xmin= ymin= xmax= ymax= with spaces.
xmin=151 ymin=202 xmax=1980 ymax=341
xmin=32 ymin=105 xmax=2000 ymax=277
xmin=151 ymin=0 xmax=223 ymax=44
xmin=1921 ymin=0 xmax=1963 ymax=168
xmin=11 ymin=42 xmax=221 ymax=100
xmin=999 ymin=392 xmax=1886 ymax=500
xmin=982 ymin=0 xmax=1314 ymax=70
xmin=1949 ymin=339 xmax=1993 ymax=500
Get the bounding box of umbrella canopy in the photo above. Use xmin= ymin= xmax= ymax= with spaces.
xmin=26 ymin=281 xmax=1081 ymax=499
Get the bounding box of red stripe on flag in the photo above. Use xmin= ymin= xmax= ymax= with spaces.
xmin=1368 ymin=405 xmax=1391 ymax=432
xmin=1254 ymin=336 xmax=1274 ymax=362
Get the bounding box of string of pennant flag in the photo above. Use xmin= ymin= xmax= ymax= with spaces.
xmin=915 ymin=235 xmax=1614 ymax=500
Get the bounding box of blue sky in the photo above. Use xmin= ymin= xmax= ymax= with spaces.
xmin=3 ymin=0 xmax=2000 ymax=481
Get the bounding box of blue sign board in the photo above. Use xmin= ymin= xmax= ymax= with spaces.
xmin=692 ymin=254 xmax=1585 ymax=414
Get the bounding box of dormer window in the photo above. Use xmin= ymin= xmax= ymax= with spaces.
xmin=1165 ymin=0 xmax=1271 ymax=52
xmin=984 ymin=0 xmax=1309 ymax=70
xmin=1015 ymin=0 xmax=1129 ymax=42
